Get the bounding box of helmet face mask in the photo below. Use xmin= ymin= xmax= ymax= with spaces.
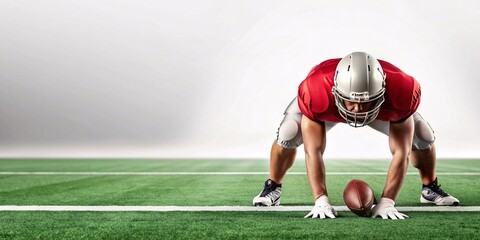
xmin=333 ymin=92 xmax=385 ymax=127
xmin=332 ymin=52 xmax=386 ymax=128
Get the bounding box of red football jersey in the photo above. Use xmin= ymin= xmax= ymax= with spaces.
xmin=298 ymin=58 xmax=421 ymax=123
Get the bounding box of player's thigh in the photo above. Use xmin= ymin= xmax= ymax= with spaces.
xmin=367 ymin=113 xmax=435 ymax=150
xmin=276 ymin=97 xmax=336 ymax=149
xmin=411 ymin=113 xmax=435 ymax=150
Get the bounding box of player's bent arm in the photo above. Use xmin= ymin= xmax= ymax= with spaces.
xmin=301 ymin=116 xmax=327 ymax=200
xmin=383 ymin=116 xmax=415 ymax=201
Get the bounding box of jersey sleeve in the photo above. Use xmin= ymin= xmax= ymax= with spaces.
xmin=379 ymin=60 xmax=422 ymax=123
xmin=297 ymin=77 xmax=331 ymax=122
xmin=297 ymin=80 xmax=315 ymax=121
xmin=297 ymin=59 xmax=340 ymax=123
xmin=392 ymin=80 xmax=421 ymax=123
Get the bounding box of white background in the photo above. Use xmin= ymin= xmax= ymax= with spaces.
xmin=1 ymin=0 xmax=479 ymax=159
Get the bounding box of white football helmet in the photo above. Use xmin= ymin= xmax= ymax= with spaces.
xmin=332 ymin=52 xmax=386 ymax=127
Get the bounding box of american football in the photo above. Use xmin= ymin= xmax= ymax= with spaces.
xmin=343 ymin=179 xmax=375 ymax=217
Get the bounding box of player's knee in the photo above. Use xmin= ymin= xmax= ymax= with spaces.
xmin=276 ymin=119 xmax=302 ymax=149
xmin=412 ymin=115 xmax=435 ymax=150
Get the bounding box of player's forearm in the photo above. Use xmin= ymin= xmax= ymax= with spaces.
xmin=305 ymin=150 xmax=327 ymax=200
xmin=382 ymin=152 xmax=409 ymax=200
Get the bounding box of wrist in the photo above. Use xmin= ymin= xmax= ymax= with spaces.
xmin=378 ymin=197 xmax=395 ymax=206
xmin=315 ymin=195 xmax=329 ymax=206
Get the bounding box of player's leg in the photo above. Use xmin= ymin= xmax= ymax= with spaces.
xmin=410 ymin=113 xmax=459 ymax=206
xmin=269 ymin=142 xmax=297 ymax=184
xmin=410 ymin=113 xmax=436 ymax=185
xmin=368 ymin=113 xmax=459 ymax=206
xmin=269 ymin=122 xmax=336 ymax=184
xmin=253 ymin=97 xmax=303 ymax=206
xmin=253 ymin=97 xmax=336 ymax=206
xmin=251 ymin=142 xmax=296 ymax=207
xmin=268 ymin=98 xmax=304 ymax=184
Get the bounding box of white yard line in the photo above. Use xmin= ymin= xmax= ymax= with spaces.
xmin=0 ymin=205 xmax=478 ymax=212
xmin=0 ymin=172 xmax=479 ymax=175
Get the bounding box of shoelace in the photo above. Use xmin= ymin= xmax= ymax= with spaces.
xmin=260 ymin=183 xmax=280 ymax=197
xmin=429 ymin=184 xmax=449 ymax=197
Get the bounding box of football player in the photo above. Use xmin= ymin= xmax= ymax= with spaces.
xmin=253 ymin=52 xmax=459 ymax=220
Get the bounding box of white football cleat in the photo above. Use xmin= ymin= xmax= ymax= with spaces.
xmin=253 ymin=179 xmax=282 ymax=206
xmin=420 ymin=178 xmax=459 ymax=206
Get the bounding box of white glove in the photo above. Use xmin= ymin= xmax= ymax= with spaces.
xmin=371 ymin=197 xmax=408 ymax=220
xmin=304 ymin=195 xmax=338 ymax=219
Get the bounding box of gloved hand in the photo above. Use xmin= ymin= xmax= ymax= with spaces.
xmin=304 ymin=195 xmax=338 ymax=219
xmin=371 ymin=197 xmax=408 ymax=220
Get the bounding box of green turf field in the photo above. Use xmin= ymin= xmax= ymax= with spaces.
xmin=0 ymin=159 xmax=479 ymax=239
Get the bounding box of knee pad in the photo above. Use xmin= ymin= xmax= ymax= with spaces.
xmin=276 ymin=118 xmax=303 ymax=149
xmin=412 ymin=113 xmax=435 ymax=150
